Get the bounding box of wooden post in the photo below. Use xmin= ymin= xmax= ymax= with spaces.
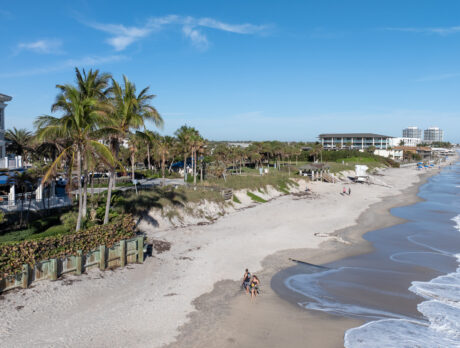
xmin=50 ymin=259 xmax=57 ymax=281
xmin=137 ymin=236 xmax=144 ymax=264
xmin=99 ymin=245 xmax=106 ymax=270
xmin=21 ymin=264 xmax=29 ymax=289
xmin=120 ymin=240 xmax=126 ymax=267
xmin=76 ymin=250 xmax=83 ymax=275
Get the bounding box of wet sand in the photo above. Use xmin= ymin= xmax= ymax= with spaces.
xmin=0 ymin=164 xmax=449 ymax=348
xmin=165 ymin=171 xmax=435 ymax=348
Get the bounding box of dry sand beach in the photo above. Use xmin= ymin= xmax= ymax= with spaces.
xmin=0 ymin=163 xmax=451 ymax=347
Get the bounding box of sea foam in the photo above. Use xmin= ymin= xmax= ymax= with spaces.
xmin=344 ymin=253 xmax=460 ymax=348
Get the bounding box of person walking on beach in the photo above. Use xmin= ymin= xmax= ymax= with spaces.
xmin=242 ymin=269 xmax=251 ymax=293
xmin=348 ymin=187 xmax=351 ymax=195
xmin=250 ymin=275 xmax=260 ymax=301
xmin=342 ymin=187 xmax=346 ymax=195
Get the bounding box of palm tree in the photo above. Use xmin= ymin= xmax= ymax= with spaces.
xmin=74 ymin=68 xmax=112 ymax=219
xmin=35 ymin=84 xmax=115 ymax=231
xmin=175 ymin=125 xmax=199 ymax=181
xmin=101 ymin=75 xmax=163 ymax=224
xmin=190 ymin=132 xmax=205 ymax=184
xmin=5 ymin=127 xmax=33 ymax=161
xmin=154 ymin=135 xmax=170 ymax=186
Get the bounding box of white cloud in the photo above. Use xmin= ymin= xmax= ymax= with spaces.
xmin=16 ymin=39 xmax=63 ymax=54
xmin=0 ymin=55 xmax=126 ymax=78
xmin=85 ymin=15 xmax=268 ymax=51
xmin=197 ymin=17 xmax=266 ymax=34
xmin=384 ymin=26 xmax=460 ymax=35
xmin=86 ymin=23 xmax=151 ymax=51
xmin=182 ymin=25 xmax=208 ymax=49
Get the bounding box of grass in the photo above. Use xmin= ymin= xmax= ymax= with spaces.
xmin=232 ymin=195 xmax=241 ymax=204
xmin=0 ymin=223 xmax=70 ymax=244
xmin=112 ymin=185 xmax=225 ymax=217
xmin=328 ymin=159 xmax=385 ymax=174
xmin=247 ymin=191 xmax=267 ymax=203
xmin=206 ymin=171 xmax=296 ymax=191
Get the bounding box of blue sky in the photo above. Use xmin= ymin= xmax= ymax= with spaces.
xmin=1 ymin=0 xmax=459 ymax=142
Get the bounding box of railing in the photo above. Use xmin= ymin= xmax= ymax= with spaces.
xmin=0 ymin=196 xmax=72 ymax=212
xmin=0 ymin=156 xmax=23 ymax=169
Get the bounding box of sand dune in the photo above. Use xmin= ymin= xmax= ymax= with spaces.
xmin=0 ymin=164 xmax=443 ymax=347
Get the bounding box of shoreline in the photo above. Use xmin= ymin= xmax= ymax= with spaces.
xmin=164 ymin=169 xmax=435 ymax=348
xmin=0 ymin=161 xmax=454 ymax=348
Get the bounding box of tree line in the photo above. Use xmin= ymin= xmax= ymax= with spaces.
xmin=4 ymin=68 xmax=326 ymax=232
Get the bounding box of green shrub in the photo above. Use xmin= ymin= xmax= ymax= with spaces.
xmin=60 ymin=211 xmax=78 ymax=230
xmin=247 ymin=192 xmax=267 ymax=203
xmin=0 ymin=227 xmax=38 ymax=243
xmin=30 ymin=225 xmax=70 ymax=239
xmin=0 ymin=214 xmax=136 ymax=277
xmin=232 ymin=195 xmax=241 ymax=204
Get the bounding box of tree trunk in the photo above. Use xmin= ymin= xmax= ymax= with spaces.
xmin=82 ymin=159 xmax=88 ymax=219
xmin=131 ymin=151 xmax=135 ymax=181
xmin=147 ymin=144 xmax=151 ymax=171
xmin=193 ymin=149 xmax=197 ymax=185
xmin=76 ymin=148 xmax=83 ymax=231
xmin=162 ymin=153 xmax=166 ymax=186
xmin=103 ymin=170 xmax=113 ymax=224
xmin=200 ymin=163 xmax=203 ymax=183
xmin=90 ymin=172 xmax=94 ymax=209
xmin=183 ymin=154 xmax=187 ymax=182
xmin=26 ymin=193 xmax=32 ymax=225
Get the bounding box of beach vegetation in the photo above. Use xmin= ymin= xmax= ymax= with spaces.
xmin=247 ymin=191 xmax=267 ymax=203
xmin=0 ymin=214 xmax=135 ymax=277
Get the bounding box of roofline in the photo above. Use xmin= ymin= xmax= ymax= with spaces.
xmin=318 ymin=133 xmax=391 ymax=138
xmin=0 ymin=93 xmax=12 ymax=102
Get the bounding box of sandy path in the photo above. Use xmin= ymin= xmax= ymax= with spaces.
xmin=0 ymin=165 xmax=428 ymax=347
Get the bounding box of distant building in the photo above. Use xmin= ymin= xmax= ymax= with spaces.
xmin=374 ymin=148 xmax=403 ymax=161
xmin=319 ymin=133 xmax=390 ymax=150
xmin=389 ymin=137 xmax=422 ymax=148
xmin=402 ymin=126 xmax=422 ymax=139
xmin=424 ymin=127 xmax=443 ymax=142
xmin=394 ymin=146 xmax=432 ymax=160
xmin=228 ymin=142 xmax=251 ymax=148
xmin=0 ymin=93 xmax=12 ymax=158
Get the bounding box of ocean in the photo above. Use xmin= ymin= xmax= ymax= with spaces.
xmin=283 ymin=160 xmax=460 ymax=347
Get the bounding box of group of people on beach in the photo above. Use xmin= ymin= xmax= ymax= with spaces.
xmin=241 ymin=269 xmax=260 ymax=300
xmin=342 ymin=186 xmax=351 ymax=195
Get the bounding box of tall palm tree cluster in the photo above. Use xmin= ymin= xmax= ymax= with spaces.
xmin=4 ymin=69 xmax=319 ymax=232
xmin=30 ymin=68 xmax=163 ymax=231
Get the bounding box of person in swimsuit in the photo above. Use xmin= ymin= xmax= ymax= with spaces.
xmin=250 ymin=275 xmax=260 ymax=300
xmin=242 ymin=269 xmax=251 ymax=293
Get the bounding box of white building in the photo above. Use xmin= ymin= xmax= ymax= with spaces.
xmin=389 ymin=137 xmax=421 ymax=148
xmin=424 ymin=127 xmax=444 ymax=142
xmin=402 ymin=126 xmax=422 ymax=139
xmin=319 ymin=133 xmax=390 ymax=150
xmin=0 ymin=93 xmax=12 ymax=158
xmin=374 ymin=148 xmax=404 ymax=161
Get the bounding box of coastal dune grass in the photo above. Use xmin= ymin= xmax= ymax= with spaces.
xmin=206 ymin=172 xmax=296 ymax=191
xmin=247 ymin=191 xmax=267 ymax=203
